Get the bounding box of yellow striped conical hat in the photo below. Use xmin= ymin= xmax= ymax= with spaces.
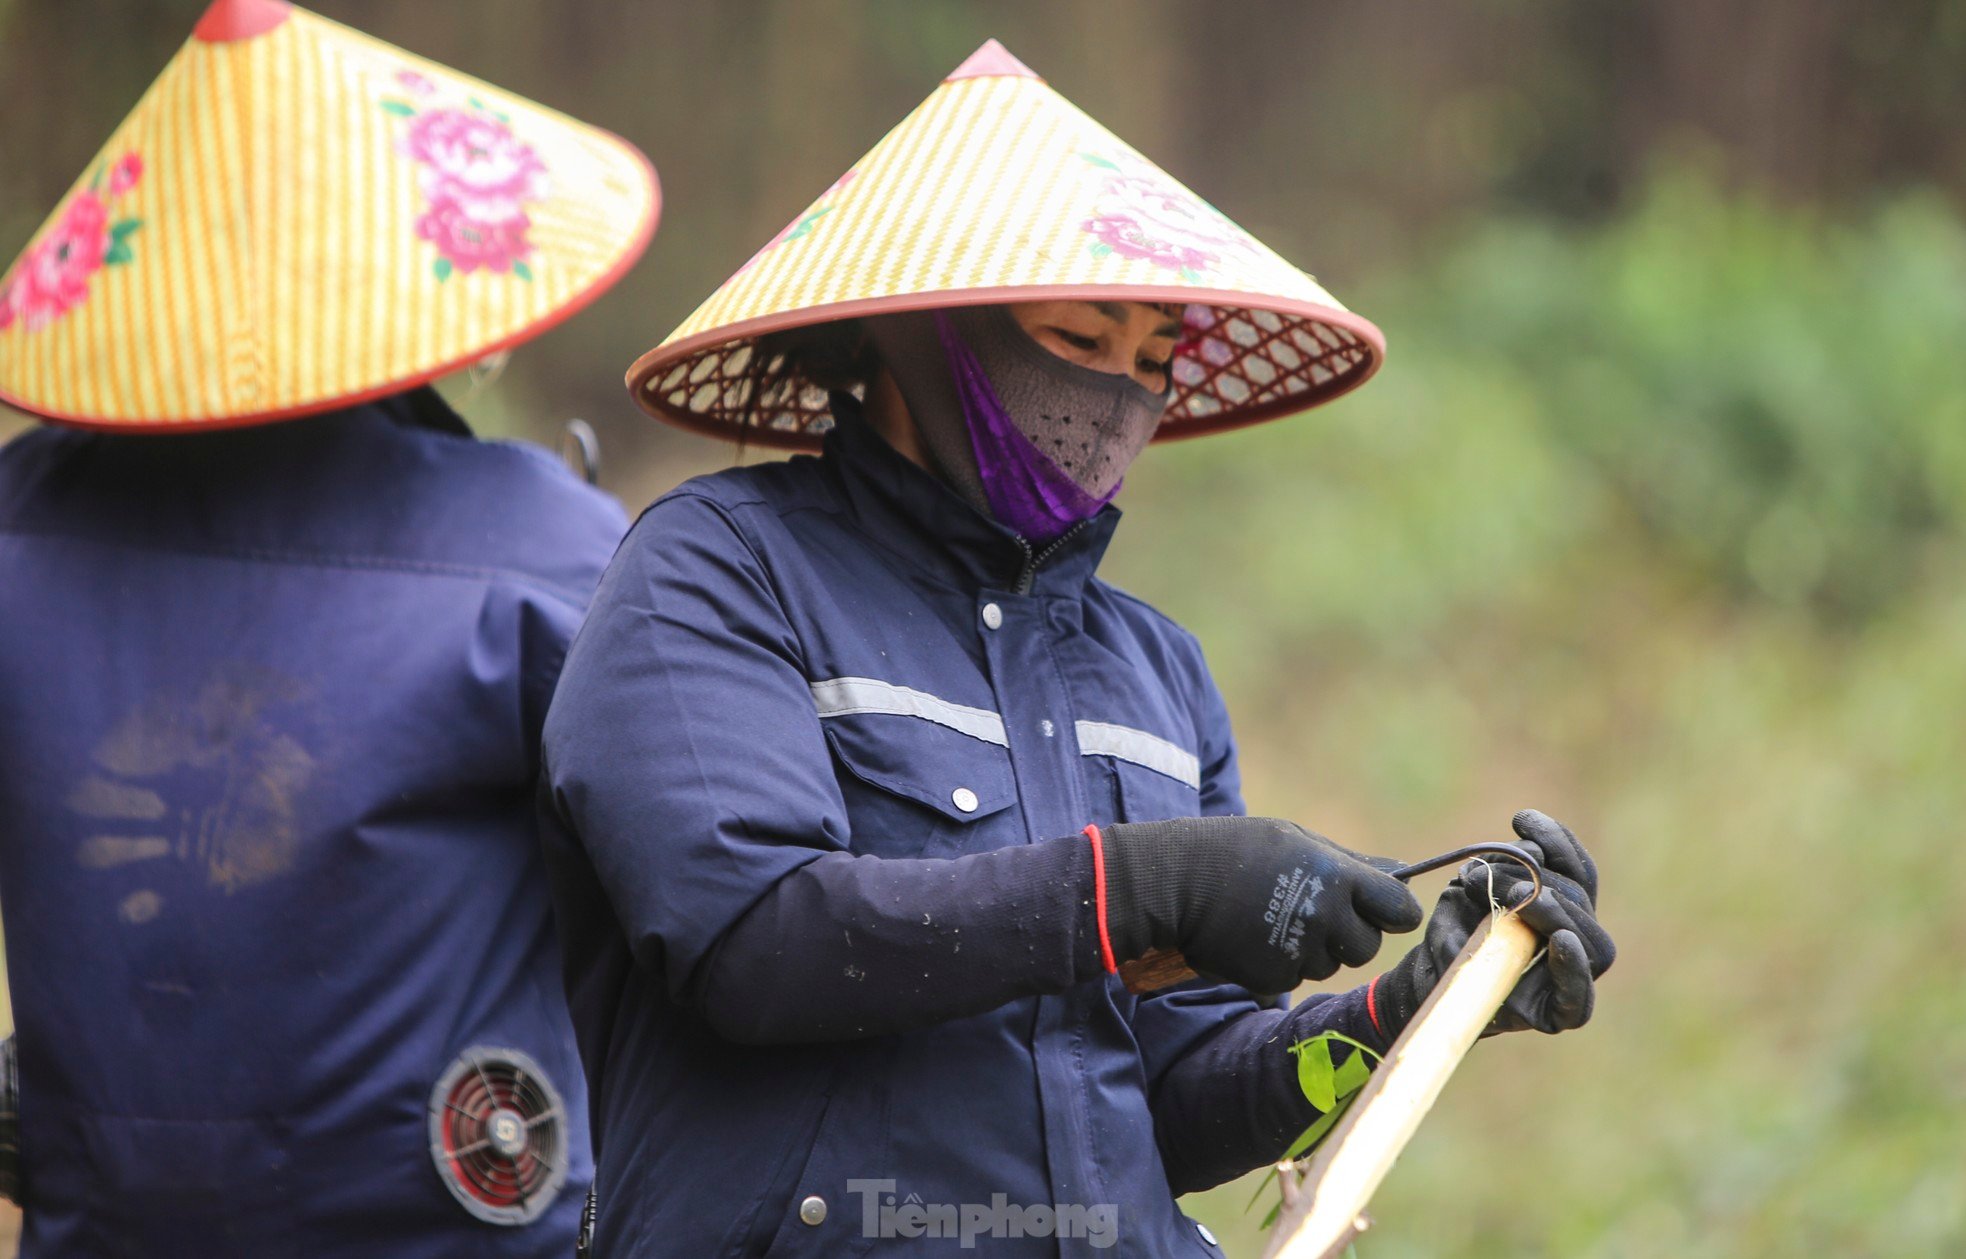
xmin=0 ymin=0 xmax=658 ymax=429
xmin=629 ymin=40 xmax=1380 ymax=449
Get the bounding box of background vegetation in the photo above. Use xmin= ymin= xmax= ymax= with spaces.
xmin=5 ymin=2 xmax=1965 ymax=1254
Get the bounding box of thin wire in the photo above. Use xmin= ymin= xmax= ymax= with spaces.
xmin=459 ymin=351 xmax=510 ymax=406
xmin=1388 ymin=841 xmax=1542 ymax=912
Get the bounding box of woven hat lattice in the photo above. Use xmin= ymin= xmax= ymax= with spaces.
xmin=629 ymin=41 xmax=1383 ymax=448
xmin=0 ymin=0 xmax=658 ymax=429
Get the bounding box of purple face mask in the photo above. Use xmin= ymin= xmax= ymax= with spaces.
xmin=933 ymin=310 xmax=1167 ymax=545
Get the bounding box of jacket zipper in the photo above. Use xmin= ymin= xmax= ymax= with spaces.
xmin=1012 ymin=520 xmax=1091 ymax=595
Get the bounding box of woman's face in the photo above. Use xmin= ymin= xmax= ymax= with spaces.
xmin=1007 ymin=300 xmax=1182 ymax=394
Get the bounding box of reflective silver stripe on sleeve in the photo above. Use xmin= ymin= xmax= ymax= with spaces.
xmin=1074 ymin=720 xmax=1202 ymax=791
xmin=808 ymin=677 xmax=1008 ymax=746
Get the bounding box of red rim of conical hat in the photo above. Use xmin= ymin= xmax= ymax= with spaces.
xmin=0 ymin=0 xmax=659 ymax=430
xmin=627 ymin=40 xmax=1383 ymax=450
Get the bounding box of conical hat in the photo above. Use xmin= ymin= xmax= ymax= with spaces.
xmin=628 ymin=41 xmax=1381 ymax=449
xmin=0 ymin=0 xmax=658 ymax=429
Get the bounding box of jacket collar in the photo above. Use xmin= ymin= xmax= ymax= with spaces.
xmin=823 ymin=392 xmax=1119 ymax=598
xmin=374 ymin=385 xmax=475 ymax=437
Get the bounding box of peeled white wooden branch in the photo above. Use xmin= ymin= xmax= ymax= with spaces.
xmin=1261 ymin=910 xmax=1540 ymax=1259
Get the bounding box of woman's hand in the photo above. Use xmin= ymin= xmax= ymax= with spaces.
xmin=1098 ymin=816 xmax=1424 ymax=996
xmin=1372 ymin=810 xmax=1615 ymax=1038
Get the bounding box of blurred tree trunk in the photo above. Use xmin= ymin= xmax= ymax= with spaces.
xmin=1618 ymin=0 xmax=1844 ymax=195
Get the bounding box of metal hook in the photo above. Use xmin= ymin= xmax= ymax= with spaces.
xmin=1388 ymin=841 xmax=1543 ymax=914
xmin=561 ymin=419 xmax=601 ymax=486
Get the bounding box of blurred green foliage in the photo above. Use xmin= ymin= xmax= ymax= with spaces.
xmin=1126 ymin=171 xmax=1966 ymax=662
xmin=1105 ymin=172 xmax=1966 ymax=1256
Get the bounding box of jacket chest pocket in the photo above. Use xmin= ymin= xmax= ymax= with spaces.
xmin=1080 ymin=719 xmax=1205 ymax=823
xmin=821 ymin=716 xmax=1018 ymax=859
xmin=1108 ymin=759 xmax=1204 ymax=824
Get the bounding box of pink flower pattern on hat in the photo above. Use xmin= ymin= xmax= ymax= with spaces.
xmin=412 ymin=198 xmax=538 ymax=276
xmin=1079 ymin=152 xmax=1254 ymax=282
xmin=0 ymin=152 xmax=144 ymax=335
xmin=107 ymin=153 xmax=144 ymax=198
xmin=383 ymin=90 xmax=548 ymax=280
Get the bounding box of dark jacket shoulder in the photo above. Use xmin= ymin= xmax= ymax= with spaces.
xmin=0 ymin=397 xmax=627 ymax=606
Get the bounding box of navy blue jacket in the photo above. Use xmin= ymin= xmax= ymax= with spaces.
xmin=0 ymin=391 xmax=624 ymax=1257
xmin=541 ymin=400 xmax=1387 ymax=1257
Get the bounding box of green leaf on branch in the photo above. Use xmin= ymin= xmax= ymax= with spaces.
xmin=380 ymin=100 xmax=417 ymax=117
xmin=1294 ymin=1033 xmax=1338 ymax=1112
xmin=512 ymin=260 xmax=533 ymax=282
xmin=1281 ymin=1096 xmax=1347 ymax=1161
xmin=1253 ymin=1033 xmax=1385 ymax=1229
xmin=433 ymin=257 xmax=453 ymax=282
xmin=1334 ymin=1042 xmax=1373 ymax=1096
xmin=111 ymin=219 xmax=142 ymax=242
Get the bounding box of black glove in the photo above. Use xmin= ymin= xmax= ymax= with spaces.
xmin=1375 ymin=810 xmax=1615 ymax=1038
xmin=1100 ymin=816 xmax=1424 ymax=995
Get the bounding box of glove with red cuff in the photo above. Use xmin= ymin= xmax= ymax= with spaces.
xmin=1093 ymin=816 xmax=1424 ymax=996
xmin=696 ymin=815 xmax=1424 ymax=1044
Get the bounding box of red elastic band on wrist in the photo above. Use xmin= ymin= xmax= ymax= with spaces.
xmin=1085 ymin=823 xmax=1118 ymax=974
xmin=1365 ymin=974 xmax=1386 ymax=1039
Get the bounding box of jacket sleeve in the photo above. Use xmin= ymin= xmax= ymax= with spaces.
xmin=1149 ymin=985 xmax=1389 ymax=1194
xmin=541 ymin=493 xmax=1107 ymax=1045
xmin=1131 ymin=645 xmax=1392 ymax=1193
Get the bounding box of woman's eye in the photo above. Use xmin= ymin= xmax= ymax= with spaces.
xmin=1054 ymin=329 xmax=1100 ymax=351
xmin=1139 ymin=357 xmax=1171 ymax=378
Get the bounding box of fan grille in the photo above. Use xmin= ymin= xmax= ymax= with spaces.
xmin=427 ymin=1046 xmax=568 ymax=1225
